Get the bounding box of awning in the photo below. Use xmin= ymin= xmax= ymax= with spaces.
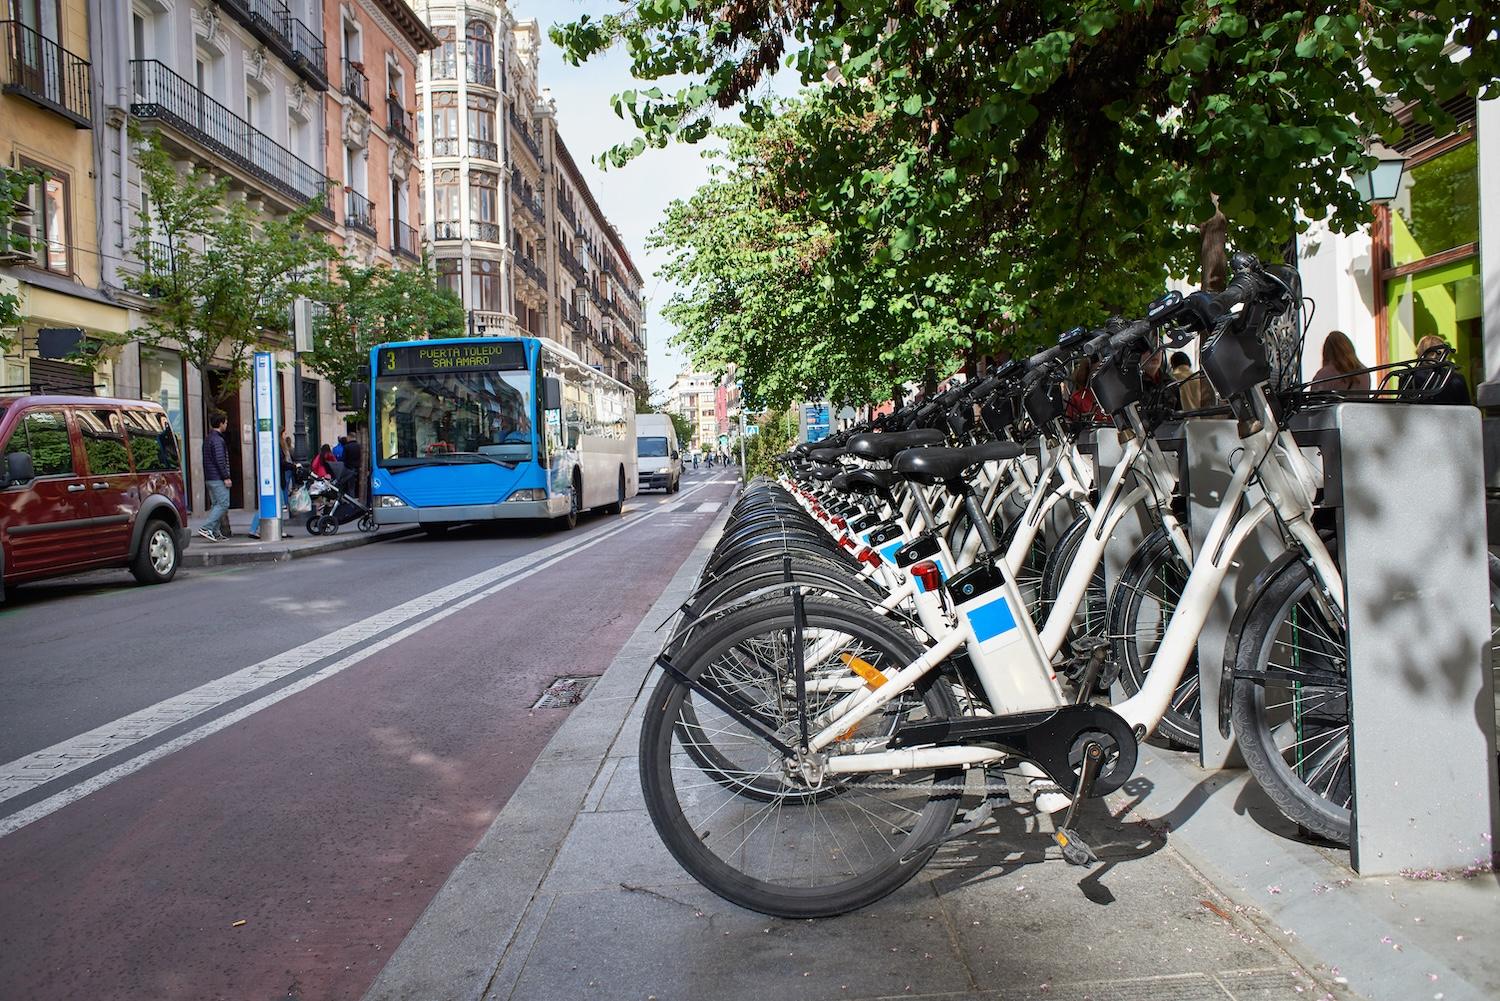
xmin=21 ymin=285 xmax=132 ymax=336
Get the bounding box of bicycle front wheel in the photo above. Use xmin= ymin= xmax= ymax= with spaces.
xmin=1230 ymin=557 xmax=1351 ymax=844
xmin=1109 ymin=527 xmax=1201 ymax=748
xmin=640 ymin=596 xmax=961 ymax=918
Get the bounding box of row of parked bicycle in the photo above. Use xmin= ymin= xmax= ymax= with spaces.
xmin=635 ymin=253 xmax=1496 ymax=919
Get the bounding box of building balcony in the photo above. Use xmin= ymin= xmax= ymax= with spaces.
xmin=431 ymin=136 xmax=458 ymax=157
xmin=469 ymin=137 xmax=498 ymax=161
xmin=516 ymin=254 xmax=547 ymax=291
xmin=470 ymin=309 xmax=508 ymax=334
xmin=467 ymin=61 xmax=495 ymax=88
xmin=386 ymin=98 xmax=413 ymax=148
xmin=130 ymin=60 xmax=335 ymax=218
xmin=508 ymin=107 xmax=541 ymax=162
xmin=214 ymin=0 xmax=327 ymax=90
xmin=345 ymin=189 xmax=375 ymax=237
xmin=434 ymin=221 xmax=462 ymax=241
xmin=470 ymin=220 xmax=501 ymax=243
xmin=557 ymin=197 xmax=576 ymax=228
xmin=342 ymin=58 xmax=368 ymax=110
xmin=560 ymin=250 xmax=586 ymax=283
xmin=0 ymin=20 xmax=91 ymax=127
xmin=394 ymin=220 xmax=419 ymax=260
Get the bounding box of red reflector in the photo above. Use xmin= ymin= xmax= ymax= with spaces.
xmin=912 ymin=560 xmax=942 ymax=592
xmin=832 ymin=516 xmax=847 ymax=530
xmin=858 ymin=547 xmax=881 ymax=567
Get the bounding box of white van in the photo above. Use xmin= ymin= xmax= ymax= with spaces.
xmin=635 ymin=413 xmax=682 ymax=493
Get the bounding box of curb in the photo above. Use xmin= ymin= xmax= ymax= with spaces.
xmin=182 ymin=527 xmax=423 ymax=567
xmin=362 ymin=500 xmax=732 ymax=1001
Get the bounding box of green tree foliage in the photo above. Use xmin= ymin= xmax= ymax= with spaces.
xmin=667 ymin=410 xmax=693 ymax=448
xmin=742 ymin=408 xmax=800 ymax=481
xmin=122 ymin=133 xmax=333 ymax=407
xmin=304 ymin=259 xmax=465 ymax=402
xmin=559 ymin=2 xmax=1499 ymax=397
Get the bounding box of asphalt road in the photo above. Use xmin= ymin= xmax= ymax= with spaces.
xmin=0 ymin=467 xmax=740 ymax=1001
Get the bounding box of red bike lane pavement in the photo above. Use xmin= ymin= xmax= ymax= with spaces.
xmin=0 ymin=491 xmax=728 ymax=1001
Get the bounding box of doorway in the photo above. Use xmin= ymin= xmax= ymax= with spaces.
xmin=206 ymin=369 xmax=244 ymax=509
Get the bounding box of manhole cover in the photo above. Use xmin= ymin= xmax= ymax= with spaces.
xmin=532 ymin=676 xmax=598 ymax=710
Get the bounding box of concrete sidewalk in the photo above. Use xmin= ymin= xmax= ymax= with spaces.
xmin=364 ymin=508 xmax=1497 ymax=1001
xmin=182 ymin=509 xmax=419 ymax=567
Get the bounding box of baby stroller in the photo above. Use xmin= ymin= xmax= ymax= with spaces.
xmin=304 ymin=466 xmax=376 ymax=536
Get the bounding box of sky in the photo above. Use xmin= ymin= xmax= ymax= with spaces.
xmin=516 ymin=0 xmax=713 ymax=398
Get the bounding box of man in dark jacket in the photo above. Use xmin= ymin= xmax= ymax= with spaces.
xmin=197 ymin=411 xmax=233 ymax=542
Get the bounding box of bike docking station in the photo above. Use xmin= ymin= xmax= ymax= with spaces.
xmin=1096 ymin=405 xmax=1498 ymax=875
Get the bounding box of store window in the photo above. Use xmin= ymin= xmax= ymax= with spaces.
xmin=1379 ymin=131 xmax=1482 ymax=392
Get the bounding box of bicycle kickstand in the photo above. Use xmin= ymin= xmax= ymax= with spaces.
xmin=1053 ymin=740 xmax=1104 ymax=867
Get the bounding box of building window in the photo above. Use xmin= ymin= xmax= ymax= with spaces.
xmin=433 ymin=168 xmax=460 ymax=239
xmin=20 ymin=159 xmax=69 ymax=276
xmin=466 ymin=20 xmax=494 ymax=86
xmin=432 ymin=25 xmax=456 ymax=79
xmin=470 ymin=170 xmax=499 ymax=242
xmin=430 ymin=92 xmax=459 ymax=156
xmin=1378 ymin=134 xmax=1482 ymax=391
xmin=473 ymin=259 xmax=502 ymax=311
xmin=436 ymin=258 xmax=462 ymax=299
xmin=301 ymin=379 xmax=320 ymax=450
xmin=467 ymin=93 xmax=496 ymax=159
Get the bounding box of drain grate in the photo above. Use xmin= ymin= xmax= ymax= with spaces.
xmin=532 ymin=675 xmax=598 ymax=710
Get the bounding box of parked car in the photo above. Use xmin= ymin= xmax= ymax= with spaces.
xmin=0 ymin=395 xmax=190 ymax=599
xmin=635 ymin=413 xmax=682 ymax=493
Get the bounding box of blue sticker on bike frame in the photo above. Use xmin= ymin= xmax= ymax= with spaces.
xmin=879 ymin=542 xmax=903 ymax=565
xmin=967 ymin=595 xmax=1017 ymax=643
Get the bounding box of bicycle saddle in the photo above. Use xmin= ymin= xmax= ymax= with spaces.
xmin=893 ymin=440 xmax=1024 ymax=485
xmin=808 ymin=463 xmax=843 ymax=482
xmin=831 ymin=468 xmax=897 ymax=496
xmin=846 ymin=429 xmax=945 ymax=461
xmin=807 ymin=445 xmax=849 ymax=462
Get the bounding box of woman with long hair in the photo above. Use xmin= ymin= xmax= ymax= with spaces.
xmin=1312 ymin=330 xmax=1369 ymax=392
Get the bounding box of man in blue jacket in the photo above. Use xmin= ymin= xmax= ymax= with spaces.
xmin=197 ymin=411 xmax=233 ymax=542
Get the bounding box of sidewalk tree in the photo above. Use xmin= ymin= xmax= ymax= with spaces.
xmin=304 ymin=259 xmax=464 ymax=406
xmin=561 ymin=2 xmax=1499 ymax=383
xmin=123 ymin=134 xmax=332 ymax=414
xmin=667 ymin=411 xmax=693 ymax=450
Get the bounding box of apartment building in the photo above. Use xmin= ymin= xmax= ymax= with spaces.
xmin=324 ymin=0 xmax=435 ymax=267
xmin=411 ymin=2 xmax=646 ymax=388
xmin=1 ymin=0 xmax=131 ymax=394
xmin=666 ymin=370 xmax=719 ymax=452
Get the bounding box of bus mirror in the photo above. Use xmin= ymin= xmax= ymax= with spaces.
xmin=350 ymin=381 xmax=370 ymax=411
xmin=543 ymin=376 xmax=562 ymax=411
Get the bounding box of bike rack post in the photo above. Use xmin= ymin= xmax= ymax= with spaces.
xmin=1295 ymin=403 xmax=1497 ymax=874
xmin=1185 ymin=418 xmax=1285 ymax=770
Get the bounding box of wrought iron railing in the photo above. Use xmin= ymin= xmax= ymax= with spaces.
xmin=342 ymin=58 xmax=368 ymax=109
xmin=557 ymin=198 xmax=577 ymax=228
xmin=433 ymin=221 xmax=463 ymax=241
xmin=516 ymin=254 xmax=547 ymax=290
xmin=431 ymin=136 xmax=459 ymax=157
xmin=130 ymin=60 xmax=335 ymax=216
xmin=0 ymin=20 xmax=91 ymax=126
xmin=508 ymin=107 xmax=541 ymax=161
xmin=560 ymin=251 xmax=586 ymax=282
xmin=215 ymin=0 xmax=326 ymax=89
xmin=467 ymin=59 xmax=495 ymax=87
xmin=469 ymin=137 xmax=498 ymax=160
xmin=386 ymin=97 xmax=413 ymax=148
xmin=394 ymin=220 xmax=420 ymax=260
xmin=469 ymin=220 xmax=500 ymax=243
xmin=345 ymin=189 xmax=375 ymax=237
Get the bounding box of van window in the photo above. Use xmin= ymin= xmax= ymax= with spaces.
xmin=7 ymin=410 xmax=75 ymax=476
xmin=79 ymin=409 xmax=133 ymax=476
xmin=637 ymin=436 xmax=669 ymax=458
xmin=124 ymin=409 xmax=180 ymax=472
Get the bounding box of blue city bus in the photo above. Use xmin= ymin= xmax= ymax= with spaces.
xmin=368 ymin=336 xmax=637 ymax=530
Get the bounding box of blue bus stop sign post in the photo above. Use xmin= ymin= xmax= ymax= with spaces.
xmin=252 ymin=352 xmax=283 ymax=542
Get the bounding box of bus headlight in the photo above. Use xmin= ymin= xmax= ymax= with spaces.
xmin=505 ymin=489 xmax=546 ymax=503
xmin=374 ymin=495 xmax=407 ymax=508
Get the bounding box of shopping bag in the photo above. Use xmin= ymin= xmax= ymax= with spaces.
xmin=288 ymin=484 xmax=312 ymax=515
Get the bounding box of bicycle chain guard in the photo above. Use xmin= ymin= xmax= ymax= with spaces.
xmin=886 ymin=703 xmax=1139 ymax=797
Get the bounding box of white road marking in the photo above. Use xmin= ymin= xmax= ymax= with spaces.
xmin=0 ymin=478 xmax=721 ymax=833
xmin=695 ymin=502 xmax=721 ymax=513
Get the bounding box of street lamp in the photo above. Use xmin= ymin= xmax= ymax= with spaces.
xmin=1350 ymin=141 xmax=1406 ymax=204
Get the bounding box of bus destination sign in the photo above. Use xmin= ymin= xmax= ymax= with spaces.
xmin=380 ymin=342 xmax=526 ymax=375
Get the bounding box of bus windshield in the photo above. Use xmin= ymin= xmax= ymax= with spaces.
xmin=376 ymin=370 xmax=534 ymax=467
xmin=637 ymin=436 xmax=669 ymax=458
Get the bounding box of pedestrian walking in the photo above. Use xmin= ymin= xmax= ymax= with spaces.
xmin=1312 ymin=330 xmax=1370 ymax=392
xmin=197 ymin=411 xmax=232 ymax=543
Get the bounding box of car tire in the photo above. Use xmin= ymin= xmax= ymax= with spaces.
xmin=131 ymin=518 xmax=181 ymax=585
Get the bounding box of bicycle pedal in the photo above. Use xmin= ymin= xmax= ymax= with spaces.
xmin=1054 ymin=828 xmax=1099 ymax=866
xmin=941 ymin=798 xmax=996 ymax=844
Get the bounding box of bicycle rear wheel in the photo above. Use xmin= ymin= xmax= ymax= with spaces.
xmin=640 ymin=597 xmax=961 ymax=918
xmin=1040 ymin=514 xmax=1107 ymax=652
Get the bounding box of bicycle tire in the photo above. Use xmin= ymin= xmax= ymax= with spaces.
xmin=998 ymin=513 xmax=1049 ymax=627
xmin=640 ymin=596 xmax=961 ymax=918
xmin=1039 ymin=514 xmax=1107 ymax=653
xmin=1108 ymin=527 xmax=1201 ymax=749
xmin=1230 ymin=557 xmax=1351 ymax=844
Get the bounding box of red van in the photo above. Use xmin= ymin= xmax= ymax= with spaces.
xmin=0 ymin=395 xmax=190 ymax=599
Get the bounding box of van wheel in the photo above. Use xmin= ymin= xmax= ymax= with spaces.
xmin=132 ymin=518 xmax=180 ymax=585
